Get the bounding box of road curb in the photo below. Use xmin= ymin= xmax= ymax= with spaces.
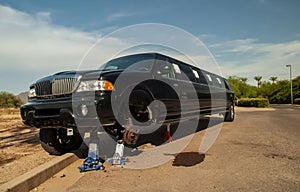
xmin=0 ymin=153 xmax=79 ymax=192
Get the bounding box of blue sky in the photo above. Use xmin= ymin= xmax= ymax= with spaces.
xmin=0 ymin=0 xmax=300 ymax=94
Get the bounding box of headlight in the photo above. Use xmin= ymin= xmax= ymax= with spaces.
xmin=76 ymin=80 xmax=114 ymax=92
xmin=28 ymin=87 xmax=36 ymax=98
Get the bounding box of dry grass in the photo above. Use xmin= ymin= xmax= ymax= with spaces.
xmin=0 ymin=108 xmax=20 ymax=115
xmin=0 ymin=108 xmax=55 ymax=185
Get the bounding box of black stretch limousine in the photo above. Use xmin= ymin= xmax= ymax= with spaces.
xmin=21 ymin=53 xmax=234 ymax=155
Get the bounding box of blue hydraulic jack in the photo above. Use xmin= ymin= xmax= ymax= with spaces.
xmin=79 ymin=118 xmax=133 ymax=171
xmin=78 ymin=143 xmax=105 ymax=172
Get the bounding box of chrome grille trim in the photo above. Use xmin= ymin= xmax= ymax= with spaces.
xmin=52 ymin=78 xmax=77 ymax=95
xmin=35 ymin=80 xmax=52 ymax=96
xmin=34 ymin=78 xmax=77 ymax=97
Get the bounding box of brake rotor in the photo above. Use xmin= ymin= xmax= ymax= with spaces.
xmin=123 ymin=128 xmax=139 ymax=145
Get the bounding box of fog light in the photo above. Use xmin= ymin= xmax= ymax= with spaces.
xmin=81 ymin=104 xmax=88 ymax=116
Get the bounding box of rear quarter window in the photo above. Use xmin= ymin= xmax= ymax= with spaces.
xmin=203 ymin=72 xmax=225 ymax=88
xmin=224 ymin=79 xmax=232 ymax=90
xmin=214 ymin=76 xmax=225 ymax=88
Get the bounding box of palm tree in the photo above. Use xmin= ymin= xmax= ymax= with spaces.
xmin=254 ymin=76 xmax=262 ymax=88
xmin=269 ymin=76 xmax=277 ymax=84
xmin=240 ymin=77 xmax=248 ymax=83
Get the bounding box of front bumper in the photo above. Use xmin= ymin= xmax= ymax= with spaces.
xmin=20 ymin=93 xmax=116 ymax=129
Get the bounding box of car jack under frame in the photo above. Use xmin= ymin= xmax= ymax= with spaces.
xmin=78 ymin=119 xmax=174 ymax=172
xmin=78 ymin=140 xmax=126 ymax=172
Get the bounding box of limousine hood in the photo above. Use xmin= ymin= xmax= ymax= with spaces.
xmin=28 ymin=69 xmax=124 ymax=98
xmin=34 ymin=69 xmax=123 ymax=83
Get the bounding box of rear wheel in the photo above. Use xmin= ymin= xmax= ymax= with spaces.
xmin=224 ymin=103 xmax=235 ymax=122
xmin=39 ymin=128 xmax=83 ymax=155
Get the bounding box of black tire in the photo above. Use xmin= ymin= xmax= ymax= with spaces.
xmin=39 ymin=128 xmax=83 ymax=155
xmin=129 ymin=90 xmax=154 ymax=124
xmin=118 ymin=90 xmax=159 ymax=146
xmin=224 ymin=103 xmax=235 ymax=122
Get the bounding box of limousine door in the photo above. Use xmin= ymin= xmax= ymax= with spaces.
xmin=151 ymin=58 xmax=182 ymax=119
xmin=192 ymin=68 xmax=211 ymax=113
xmin=174 ymin=63 xmax=211 ymax=117
xmin=202 ymin=72 xmax=227 ymax=113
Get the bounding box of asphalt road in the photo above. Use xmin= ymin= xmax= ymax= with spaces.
xmin=33 ymin=105 xmax=300 ymax=192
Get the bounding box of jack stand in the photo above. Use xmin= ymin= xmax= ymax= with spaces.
xmin=164 ymin=123 xmax=173 ymax=142
xmin=109 ymin=140 xmax=126 ymax=166
xmin=78 ymin=143 xmax=105 ymax=172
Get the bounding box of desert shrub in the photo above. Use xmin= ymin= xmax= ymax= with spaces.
xmin=0 ymin=92 xmax=23 ymax=108
xmin=236 ymin=98 xmax=270 ymax=108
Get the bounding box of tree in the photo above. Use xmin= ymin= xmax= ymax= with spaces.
xmin=240 ymin=77 xmax=248 ymax=83
xmin=269 ymin=76 xmax=277 ymax=84
xmin=254 ymin=76 xmax=262 ymax=88
xmin=292 ymin=76 xmax=300 ymax=99
xmin=228 ymin=76 xmax=257 ymax=99
xmin=228 ymin=76 xmax=300 ymax=104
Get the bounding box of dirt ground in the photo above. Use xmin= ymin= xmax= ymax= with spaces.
xmin=33 ymin=105 xmax=300 ymax=192
xmin=1 ymin=106 xmax=299 ymax=192
xmin=0 ymin=109 xmax=55 ymax=185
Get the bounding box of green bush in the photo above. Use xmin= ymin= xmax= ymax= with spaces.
xmin=236 ymin=98 xmax=270 ymax=108
xmin=295 ymin=98 xmax=300 ymax=105
xmin=0 ymin=92 xmax=23 ymax=108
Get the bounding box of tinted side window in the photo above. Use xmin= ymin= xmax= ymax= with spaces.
xmin=153 ymin=58 xmax=175 ymax=79
xmin=203 ymin=72 xmax=213 ymax=86
xmin=192 ymin=68 xmax=207 ymax=85
xmin=177 ymin=63 xmax=196 ymax=82
xmin=213 ymin=76 xmax=225 ymax=88
xmin=171 ymin=63 xmax=182 ymax=80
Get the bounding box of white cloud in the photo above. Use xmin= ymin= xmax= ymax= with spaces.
xmin=3 ymin=4 xmax=298 ymax=94
xmin=197 ymin=34 xmax=216 ymax=41
xmin=210 ymin=38 xmax=258 ymax=53
xmin=106 ymin=12 xmax=134 ymax=22
xmin=0 ymin=5 xmax=98 ymax=69
xmin=210 ymin=39 xmax=300 ymax=85
xmin=0 ymin=5 xmax=101 ymax=93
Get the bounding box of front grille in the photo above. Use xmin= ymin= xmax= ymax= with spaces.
xmin=35 ymin=80 xmax=52 ymax=96
xmin=35 ymin=78 xmax=77 ymax=97
xmin=52 ymin=78 xmax=77 ymax=95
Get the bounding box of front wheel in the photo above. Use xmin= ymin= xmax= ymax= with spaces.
xmin=117 ymin=90 xmax=161 ymax=146
xmin=39 ymin=128 xmax=83 ymax=155
xmin=129 ymin=90 xmax=154 ymax=124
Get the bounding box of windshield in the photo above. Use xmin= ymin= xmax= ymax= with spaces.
xmin=99 ymin=54 xmax=155 ymax=72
